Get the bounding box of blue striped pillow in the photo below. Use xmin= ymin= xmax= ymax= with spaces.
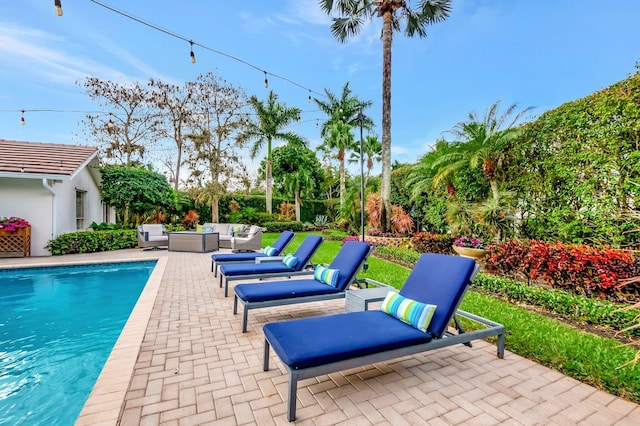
xmin=263 ymin=246 xmax=277 ymax=256
xmin=282 ymin=254 xmax=298 ymax=268
xmin=314 ymin=265 xmax=340 ymax=287
xmin=380 ymin=291 xmax=436 ymax=333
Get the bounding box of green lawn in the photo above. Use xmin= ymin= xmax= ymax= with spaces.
xmin=262 ymin=231 xmax=640 ymax=404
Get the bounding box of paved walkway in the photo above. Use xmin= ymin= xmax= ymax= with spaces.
xmin=4 ymin=249 xmax=640 ymax=425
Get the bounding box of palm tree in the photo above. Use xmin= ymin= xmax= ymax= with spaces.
xmin=319 ymin=0 xmax=452 ymax=231
xmin=348 ymin=134 xmax=382 ymax=188
xmin=322 ymin=121 xmax=356 ymax=206
xmin=237 ymin=91 xmax=306 ymax=213
xmin=434 ymin=100 xmax=533 ymax=201
xmin=315 ymin=82 xmax=373 ymax=207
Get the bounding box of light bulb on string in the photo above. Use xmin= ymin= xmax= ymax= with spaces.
xmin=308 ymin=90 xmax=312 ymax=103
xmin=190 ymin=41 xmax=196 ymax=64
xmin=316 ymin=119 xmax=318 ymax=128
xmin=54 ymin=0 xmax=63 ymax=16
xmin=20 ymin=110 xmax=25 ymax=126
xmin=264 ymin=71 xmax=268 ymax=89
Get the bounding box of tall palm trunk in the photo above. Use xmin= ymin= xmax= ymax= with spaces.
xmin=338 ymin=149 xmax=345 ymax=207
xmin=380 ymin=10 xmax=393 ymax=232
xmin=266 ymin=139 xmax=273 ymax=214
xmin=295 ymin=189 xmax=301 ymax=222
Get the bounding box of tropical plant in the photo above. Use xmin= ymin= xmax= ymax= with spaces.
xmin=348 ymin=134 xmax=382 ymax=188
xmin=269 ymin=144 xmax=324 ymax=221
xmin=436 ymin=100 xmax=533 ymax=201
xmin=319 ymin=0 xmax=453 ymax=231
xmin=315 ymin=82 xmax=373 ymax=206
xmin=237 ymin=91 xmax=306 ymax=214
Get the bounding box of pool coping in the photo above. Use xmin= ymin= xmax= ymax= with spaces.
xmin=74 ymin=256 xmax=168 ymax=425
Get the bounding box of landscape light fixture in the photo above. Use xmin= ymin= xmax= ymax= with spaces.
xmin=54 ymin=0 xmax=63 ymax=16
xmin=190 ymin=41 xmax=196 ymax=64
xmin=20 ymin=110 xmax=25 ymax=126
xmin=349 ymin=108 xmax=366 ymax=244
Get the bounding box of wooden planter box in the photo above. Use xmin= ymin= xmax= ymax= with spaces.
xmin=0 ymin=226 xmax=31 ymax=257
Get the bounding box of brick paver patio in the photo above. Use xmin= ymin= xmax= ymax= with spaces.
xmin=4 ymin=249 xmax=640 ymax=425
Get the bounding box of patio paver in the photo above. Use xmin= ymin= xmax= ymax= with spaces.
xmin=4 ymin=248 xmax=639 ymax=425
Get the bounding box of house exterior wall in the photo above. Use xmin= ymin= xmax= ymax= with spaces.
xmin=0 ymin=177 xmax=54 ymax=256
xmin=0 ymin=166 xmax=111 ymax=256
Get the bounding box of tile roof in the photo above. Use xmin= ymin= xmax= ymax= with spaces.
xmin=0 ymin=139 xmax=98 ymax=178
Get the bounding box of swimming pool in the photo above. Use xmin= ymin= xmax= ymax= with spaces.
xmin=0 ymin=261 xmax=156 ymax=426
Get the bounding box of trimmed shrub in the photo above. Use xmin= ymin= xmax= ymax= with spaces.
xmin=263 ymin=221 xmax=305 ymax=233
xmin=410 ymin=232 xmax=456 ymax=254
xmin=46 ymin=230 xmax=137 ymax=255
xmin=486 ymin=240 xmax=640 ymax=300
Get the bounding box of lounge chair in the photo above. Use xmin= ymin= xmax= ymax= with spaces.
xmin=262 ymin=253 xmax=506 ymax=422
xmin=233 ymin=241 xmax=371 ymax=332
xmin=230 ymin=225 xmax=263 ymax=252
xmin=137 ymin=224 xmax=168 ymax=250
xmin=210 ymin=230 xmax=295 ymax=277
xmin=218 ymin=234 xmax=323 ymax=297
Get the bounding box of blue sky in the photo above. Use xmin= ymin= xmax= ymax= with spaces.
xmin=1 ymin=0 xmax=639 ymax=178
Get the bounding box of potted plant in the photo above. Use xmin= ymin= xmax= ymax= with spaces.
xmin=0 ymin=216 xmax=32 ymax=257
xmin=452 ymin=236 xmax=487 ymax=260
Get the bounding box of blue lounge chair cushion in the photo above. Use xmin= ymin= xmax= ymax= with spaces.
xmin=380 ymin=291 xmax=436 ymax=333
xmin=398 ymin=254 xmax=476 ymax=337
xmin=235 ymin=279 xmax=341 ymax=302
xmin=326 ymin=241 xmax=372 ymax=291
xmin=313 ymin=265 xmax=339 ymax=287
xmin=282 ymin=254 xmax=298 ymax=268
xmin=263 ymin=246 xmax=278 ymax=256
xmin=264 ymin=311 xmax=433 ymax=369
xmin=220 ymin=261 xmax=295 ymax=276
xmin=203 ymin=225 xmax=214 ymax=233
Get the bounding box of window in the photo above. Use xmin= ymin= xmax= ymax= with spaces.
xmin=76 ymin=190 xmax=86 ymax=230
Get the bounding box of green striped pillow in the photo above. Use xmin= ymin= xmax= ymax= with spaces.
xmin=263 ymin=246 xmax=277 ymax=256
xmin=380 ymin=291 xmax=436 ymax=333
xmin=282 ymin=254 xmax=298 ymax=268
xmin=313 ymin=265 xmax=340 ymax=287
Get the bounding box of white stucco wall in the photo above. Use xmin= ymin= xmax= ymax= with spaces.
xmin=0 ymin=166 xmax=110 ymax=256
xmin=0 ymin=177 xmax=54 ymax=256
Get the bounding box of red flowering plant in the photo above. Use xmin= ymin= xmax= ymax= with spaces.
xmin=0 ymin=216 xmax=31 ymax=232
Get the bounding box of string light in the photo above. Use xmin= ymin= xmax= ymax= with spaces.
xmin=20 ymin=110 xmax=25 ymax=126
xmin=189 ymin=40 xmax=196 ymax=64
xmin=308 ymin=90 xmax=312 ymax=103
xmin=264 ymin=71 xmax=268 ymax=89
xmin=54 ymin=0 xmax=63 ymax=16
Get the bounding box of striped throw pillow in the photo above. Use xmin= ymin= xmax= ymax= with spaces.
xmin=263 ymin=246 xmax=277 ymax=256
xmin=314 ymin=265 xmax=340 ymax=287
xmin=380 ymin=291 xmax=436 ymax=333
xmin=282 ymin=254 xmax=298 ymax=268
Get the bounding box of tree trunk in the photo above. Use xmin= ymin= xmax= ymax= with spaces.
xmin=266 ymin=138 xmax=273 ymax=214
xmin=490 ymin=179 xmax=499 ymax=201
xmin=295 ymin=189 xmax=301 ymax=222
xmin=380 ymin=10 xmax=393 ymax=232
xmin=211 ymin=196 xmax=219 ymax=223
xmin=266 ymin=159 xmax=273 ymax=214
xmin=339 ymin=149 xmax=345 ymax=207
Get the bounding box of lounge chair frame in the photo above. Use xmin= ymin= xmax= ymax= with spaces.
xmin=233 ymin=243 xmax=371 ymax=332
xmin=262 ymin=268 xmax=506 ymax=422
xmin=211 ymin=231 xmax=295 ymax=277
xmin=219 ymin=256 xmax=316 ymax=297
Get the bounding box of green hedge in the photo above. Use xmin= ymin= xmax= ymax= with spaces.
xmin=262 ymin=221 xmax=305 ymax=233
xmin=473 ymin=274 xmax=640 ymax=337
xmin=46 ymin=230 xmax=137 ymax=255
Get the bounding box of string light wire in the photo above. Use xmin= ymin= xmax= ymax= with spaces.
xmin=87 ymin=0 xmax=324 ymax=98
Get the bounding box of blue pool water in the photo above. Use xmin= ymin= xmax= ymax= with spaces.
xmin=0 ymin=261 xmax=156 ymax=426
